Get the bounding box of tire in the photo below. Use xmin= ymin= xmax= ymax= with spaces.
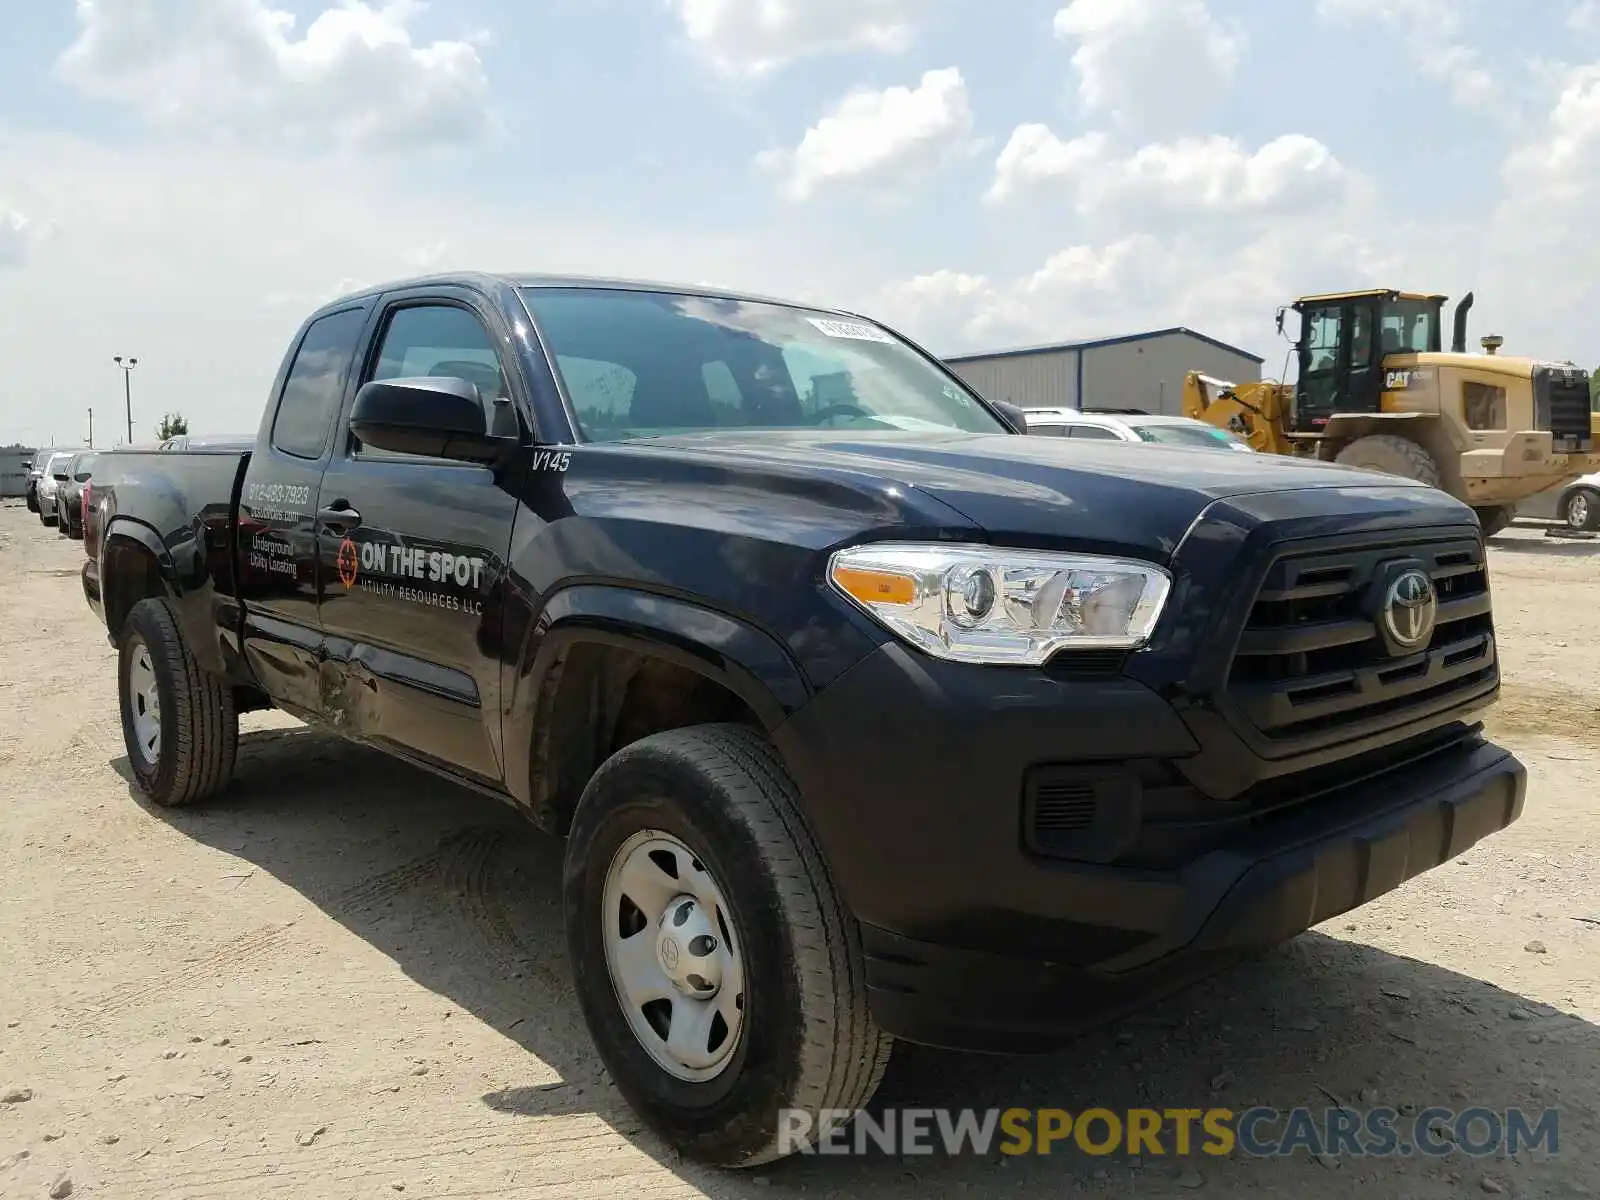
xmin=1333 ymin=434 xmax=1442 ymax=487
xmin=25 ymin=487 xmax=38 ymax=514
xmin=1474 ymin=505 xmax=1515 ymax=538
xmin=1564 ymin=487 xmax=1600 ymax=532
xmin=39 ymin=508 xmax=56 ymax=527
xmin=118 ymin=597 xmax=239 ymax=807
xmin=563 ymin=724 xmax=891 ymax=1168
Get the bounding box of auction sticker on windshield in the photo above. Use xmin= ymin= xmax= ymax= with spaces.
xmin=807 ymin=317 xmax=895 ymax=344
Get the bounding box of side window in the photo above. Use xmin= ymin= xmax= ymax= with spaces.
xmin=1070 ymin=424 xmax=1121 ymax=440
xmin=272 ymin=308 xmax=367 ymax=460
xmin=1029 ymin=424 xmax=1068 ymax=437
xmin=1305 ymin=306 xmax=1343 ymax=373
xmin=1349 ymin=306 xmax=1374 ymax=370
xmin=359 ymin=304 xmax=506 ymax=458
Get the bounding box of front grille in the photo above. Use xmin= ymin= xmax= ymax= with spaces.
xmin=1534 ymin=366 xmax=1593 ymax=450
xmin=1225 ymin=534 xmax=1497 ymax=752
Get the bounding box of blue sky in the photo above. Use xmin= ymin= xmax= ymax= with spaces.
xmin=2 ymin=0 xmax=1598 ymax=446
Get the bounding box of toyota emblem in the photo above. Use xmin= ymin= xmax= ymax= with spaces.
xmin=1382 ymin=569 xmax=1438 ymax=651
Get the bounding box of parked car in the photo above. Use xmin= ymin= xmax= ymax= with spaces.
xmin=1513 ymin=472 xmax=1600 ymax=531
xmin=54 ymin=453 xmax=102 ymax=539
xmin=36 ymin=451 xmax=78 ymax=526
xmin=158 ymin=435 xmax=254 ymax=451
xmin=83 ymin=271 xmax=1524 ymax=1168
xmin=1024 ymin=407 xmax=1256 ymax=451
xmin=24 ymin=447 xmax=63 ymax=513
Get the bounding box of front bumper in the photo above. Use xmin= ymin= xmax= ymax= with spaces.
xmin=773 ymin=643 xmax=1525 ymax=1053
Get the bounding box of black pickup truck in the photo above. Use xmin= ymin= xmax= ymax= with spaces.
xmin=82 ymin=272 xmax=1526 ymax=1167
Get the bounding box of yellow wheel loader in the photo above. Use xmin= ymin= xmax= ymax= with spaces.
xmin=1183 ymin=289 xmax=1600 ymax=535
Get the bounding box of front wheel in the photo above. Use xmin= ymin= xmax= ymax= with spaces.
xmin=118 ymin=597 xmax=239 ymax=807
xmin=25 ymin=487 xmax=38 ymax=514
xmin=39 ymin=508 xmax=56 ymax=527
xmin=1565 ymin=487 xmax=1600 ymax=532
xmin=563 ymin=724 xmax=891 ymax=1168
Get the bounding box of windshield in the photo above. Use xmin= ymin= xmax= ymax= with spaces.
xmin=1127 ymin=422 xmax=1246 ymax=450
xmin=519 ymin=287 xmax=1006 ymax=440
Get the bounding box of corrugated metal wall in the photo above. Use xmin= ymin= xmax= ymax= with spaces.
xmin=947 ymin=348 xmax=1080 ymax=411
xmin=0 ymin=449 xmax=36 ymax=498
xmin=1082 ymin=334 xmax=1263 ymax=416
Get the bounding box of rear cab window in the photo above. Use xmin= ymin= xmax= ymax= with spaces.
xmin=271 ymin=308 xmax=369 ymax=460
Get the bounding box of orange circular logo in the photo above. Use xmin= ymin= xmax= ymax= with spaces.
xmin=337 ymin=537 xmax=359 ymax=589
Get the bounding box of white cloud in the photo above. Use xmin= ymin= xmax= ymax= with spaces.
xmin=57 ymin=0 xmax=493 ymax=151
xmin=1573 ymin=1 xmax=1600 ymax=32
xmin=988 ymin=125 xmax=1354 ymax=217
xmin=877 ymin=220 xmax=1412 ymax=360
xmin=987 ymin=125 xmax=1109 ymax=204
xmin=666 ymin=0 xmax=918 ymax=76
xmin=758 ymin=68 xmax=976 ymax=202
xmin=1507 ymin=64 xmax=1600 ymax=203
xmin=1316 ymin=0 xmax=1495 ymax=110
xmin=0 ymin=203 xmax=56 ymax=267
xmin=0 ymin=129 xmax=852 ymax=447
xmin=1052 ymin=0 xmax=1244 ymax=132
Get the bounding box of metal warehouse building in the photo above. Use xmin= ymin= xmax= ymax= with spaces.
xmin=944 ymin=327 xmax=1265 ymax=416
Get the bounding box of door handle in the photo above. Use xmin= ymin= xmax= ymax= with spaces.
xmin=318 ymin=504 xmax=362 ymax=531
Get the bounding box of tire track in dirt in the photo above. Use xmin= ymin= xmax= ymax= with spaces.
xmin=67 ymin=827 xmax=566 ymax=1030
xmin=1487 ymin=678 xmax=1600 ymax=750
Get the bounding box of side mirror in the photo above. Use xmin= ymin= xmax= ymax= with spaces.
xmin=992 ymin=399 xmax=1029 ymax=434
xmin=349 ymin=376 xmax=516 ymax=462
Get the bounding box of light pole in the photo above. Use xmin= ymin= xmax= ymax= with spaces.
xmin=113 ymin=355 xmax=138 ymax=445
xmin=87 ymin=407 xmax=94 ymax=448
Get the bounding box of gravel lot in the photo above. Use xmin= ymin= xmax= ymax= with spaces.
xmin=0 ymin=501 xmax=1595 ymax=1199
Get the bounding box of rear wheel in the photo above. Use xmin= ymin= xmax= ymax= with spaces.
xmin=1564 ymin=487 xmax=1600 ymax=532
xmin=118 ymin=597 xmax=239 ymax=807
xmin=1333 ymin=434 xmax=1441 ymax=487
xmin=25 ymin=487 xmax=38 ymax=513
xmin=563 ymin=724 xmax=891 ymax=1167
xmin=1473 ymin=505 xmax=1515 ymax=538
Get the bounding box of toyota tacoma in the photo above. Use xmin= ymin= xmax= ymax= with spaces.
xmin=80 ymin=272 xmax=1526 ymax=1168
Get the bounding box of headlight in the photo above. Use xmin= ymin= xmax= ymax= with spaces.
xmin=827 ymin=542 xmax=1171 ymax=665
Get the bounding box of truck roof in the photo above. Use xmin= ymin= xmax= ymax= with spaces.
xmin=315 ymin=272 xmax=861 ymax=321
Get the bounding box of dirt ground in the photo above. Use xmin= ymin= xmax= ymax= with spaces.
xmin=0 ymin=501 xmax=1595 ymax=1200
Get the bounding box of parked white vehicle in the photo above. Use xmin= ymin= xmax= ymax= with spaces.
xmin=1514 ymin=472 xmax=1600 ymax=531
xmin=35 ymin=451 xmax=77 ymax=527
xmin=1023 ymin=407 xmax=1256 ymax=452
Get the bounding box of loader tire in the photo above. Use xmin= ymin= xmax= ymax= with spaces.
xmin=1473 ymin=506 xmax=1515 ymax=538
xmin=1334 ymin=434 xmax=1441 ymax=487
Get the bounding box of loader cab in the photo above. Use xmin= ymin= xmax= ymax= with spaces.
xmin=1289 ymin=289 xmax=1445 ymax=433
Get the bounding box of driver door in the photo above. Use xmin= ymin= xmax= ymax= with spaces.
xmin=314 ymin=289 xmax=526 ymax=785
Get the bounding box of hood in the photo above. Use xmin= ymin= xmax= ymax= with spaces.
xmin=623 ymin=430 xmax=1458 ymax=562
xmin=1393 ymin=351 xmax=1543 ymax=381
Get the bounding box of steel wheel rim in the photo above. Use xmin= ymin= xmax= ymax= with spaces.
xmin=1571 ymin=493 xmax=1590 ymax=529
xmin=127 ymin=638 xmax=161 ymax=764
xmin=601 ymin=828 xmax=745 ymax=1083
